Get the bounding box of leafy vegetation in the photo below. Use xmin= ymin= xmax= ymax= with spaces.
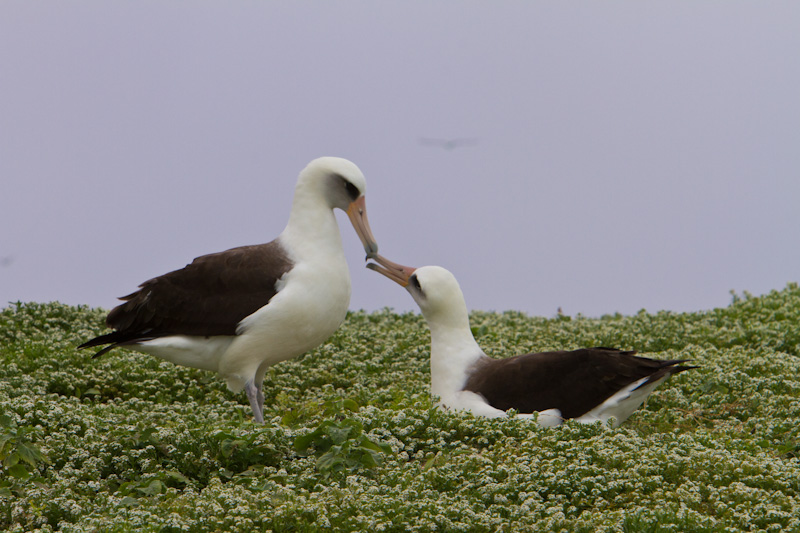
xmin=1 ymin=283 xmax=799 ymax=531
xmin=0 ymin=414 xmax=49 ymax=497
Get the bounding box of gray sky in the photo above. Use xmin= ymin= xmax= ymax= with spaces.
xmin=2 ymin=2 xmax=799 ymax=318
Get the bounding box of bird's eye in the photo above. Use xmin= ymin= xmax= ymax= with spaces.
xmin=341 ymin=176 xmax=360 ymax=201
xmin=410 ymin=274 xmax=421 ymax=291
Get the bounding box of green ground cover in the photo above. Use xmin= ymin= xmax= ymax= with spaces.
xmin=1 ymin=283 xmax=799 ymax=531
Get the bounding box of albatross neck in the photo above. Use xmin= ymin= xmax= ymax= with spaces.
xmin=281 ymin=186 xmax=344 ymax=260
xmin=427 ymin=310 xmax=485 ymax=397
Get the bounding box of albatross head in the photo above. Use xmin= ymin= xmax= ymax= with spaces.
xmin=298 ymin=157 xmax=379 ymax=258
xmin=367 ymin=256 xmax=471 ymax=330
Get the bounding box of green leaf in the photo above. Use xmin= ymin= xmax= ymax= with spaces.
xmin=323 ymin=398 xmax=361 ymax=416
xmin=423 ymin=452 xmax=446 ymax=471
xmin=356 ymin=447 xmax=381 ymax=468
xmin=294 ymin=427 xmax=325 ymax=454
xmin=165 ymin=470 xmax=190 ymax=486
xmin=136 ymin=479 xmax=164 ymax=496
xmin=293 ymin=409 xmax=392 ymax=475
xmin=220 ymin=438 xmax=248 ymax=458
xmin=118 ymin=496 xmax=140 ymax=507
xmin=7 ymin=463 xmax=30 ymax=480
xmin=15 ymin=442 xmax=46 ymax=467
xmin=3 ymin=451 xmax=19 ymax=468
xmin=327 ymin=423 xmax=353 ymax=445
xmin=341 ymin=398 xmax=360 ymax=412
xmin=138 ymin=427 xmax=158 ymax=445
xmin=359 ymin=438 xmax=391 ymax=455
xmin=0 ymin=434 xmax=15 ymax=458
xmin=317 ymin=449 xmax=345 ymax=473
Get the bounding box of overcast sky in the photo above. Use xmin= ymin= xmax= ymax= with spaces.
xmin=2 ymin=2 xmax=798 ymax=319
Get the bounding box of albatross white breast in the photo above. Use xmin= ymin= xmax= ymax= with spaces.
xmin=79 ymin=157 xmax=380 ymax=423
xmin=367 ymin=257 xmax=695 ymax=427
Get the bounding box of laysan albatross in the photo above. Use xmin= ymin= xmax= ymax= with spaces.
xmin=80 ymin=157 xmax=379 ymax=423
xmin=368 ymin=256 xmax=695 ymax=427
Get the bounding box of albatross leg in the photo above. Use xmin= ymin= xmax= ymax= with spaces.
xmin=257 ymin=386 xmax=265 ymax=415
xmin=244 ymin=379 xmax=265 ymax=424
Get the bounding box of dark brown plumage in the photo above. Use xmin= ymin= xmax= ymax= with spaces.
xmin=464 ymin=347 xmax=694 ymax=419
xmin=79 ymin=241 xmax=292 ymax=357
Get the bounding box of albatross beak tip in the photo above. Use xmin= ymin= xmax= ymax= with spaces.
xmin=364 ymin=243 xmax=379 ymax=260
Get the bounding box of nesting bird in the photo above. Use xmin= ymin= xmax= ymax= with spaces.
xmin=368 ymin=256 xmax=695 ymax=427
xmin=80 ymin=157 xmax=379 ymax=423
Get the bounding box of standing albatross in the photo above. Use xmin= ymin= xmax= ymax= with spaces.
xmin=368 ymin=256 xmax=695 ymax=427
xmin=79 ymin=157 xmax=379 ymax=423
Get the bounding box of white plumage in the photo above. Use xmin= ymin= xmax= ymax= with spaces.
xmin=368 ymin=259 xmax=694 ymax=427
xmin=80 ymin=157 xmax=379 ymax=423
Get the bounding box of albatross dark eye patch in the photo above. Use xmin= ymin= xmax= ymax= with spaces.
xmin=339 ymin=175 xmax=360 ymax=201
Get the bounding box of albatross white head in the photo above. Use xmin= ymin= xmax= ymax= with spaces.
xmin=285 ymin=157 xmax=379 ymax=258
xmin=367 ymin=256 xmax=484 ymax=401
xmin=367 ymin=256 xmax=473 ymax=330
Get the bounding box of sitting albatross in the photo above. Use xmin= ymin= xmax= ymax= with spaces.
xmin=368 ymin=256 xmax=695 ymax=427
xmin=79 ymin=157 xmax=379 ymax=423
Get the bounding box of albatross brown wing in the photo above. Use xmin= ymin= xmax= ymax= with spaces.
xmin=79 ymin=240 xmax=292 ymax=354
xmin=464 ymin=347 xmax=692 ymax=419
